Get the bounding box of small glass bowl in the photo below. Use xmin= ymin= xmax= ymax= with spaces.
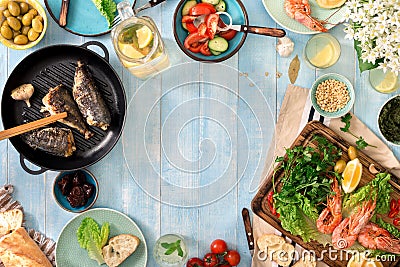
xmin=304 ymin=33 xmax=341 ymax=69
xmin=153 ymin=234 xmax=188 ymax=267
xmin=369 ymin=68 xmax=399 ymax=94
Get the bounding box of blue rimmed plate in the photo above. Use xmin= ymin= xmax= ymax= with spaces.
xmin=56 ymin=208 xmax=147 ymax=267
xmin=44 ymin=0 xmax=135 ymax=36
xmin=262 ymin=0 xmax=346 ymax=34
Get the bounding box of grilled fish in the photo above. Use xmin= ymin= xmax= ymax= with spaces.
xmin=73 ymin=61 xmax=111 ymax=131
xmin=42 ymin=84 xmax=93 ymax=139
xmin=22 ymin=127 xmax=76 ymax=157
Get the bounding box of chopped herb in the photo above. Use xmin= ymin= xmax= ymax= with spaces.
xmin=161 ymin=240 xmax=184 ymax=257
xmin=340 ymin=113 xmax=377 ymax=150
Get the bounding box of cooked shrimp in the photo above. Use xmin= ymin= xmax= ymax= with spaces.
xmin=332 ymin=199 xmax=376 ymax=249
xmin=316 ymin=177 xmax=342 ymax=234
xmin=284 ymin=0 xmax=328 ymax=32
xmin=358 ymin=223 xmax=400 ymax=254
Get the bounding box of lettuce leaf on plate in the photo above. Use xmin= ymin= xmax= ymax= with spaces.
xmin=91 ymin=0 xmax=117 ymax=27
xmin=77 ymin=217 xmax=110 ymax=265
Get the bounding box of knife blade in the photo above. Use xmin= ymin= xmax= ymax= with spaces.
xmin=242 ymin=208 xmax=254 ymax=256
xmin=59 ymin=0 xmax=70 ymax=27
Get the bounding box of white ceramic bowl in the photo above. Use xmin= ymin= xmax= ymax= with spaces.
xmin=377 ymin=94 xmax=400 ymax=146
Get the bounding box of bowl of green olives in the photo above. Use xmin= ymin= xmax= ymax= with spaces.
xmin=0 ymin=0 xmax=47 ymax=50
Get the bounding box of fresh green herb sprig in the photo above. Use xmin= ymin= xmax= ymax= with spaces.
xmin=340 ymin=113 xmax=377 ymax=150
xmin=161 ymin=240 xmax=184 ymax=257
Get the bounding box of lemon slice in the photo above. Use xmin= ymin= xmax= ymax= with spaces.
xmin=136 ymin=25 xmax=153 ymax=49
xmin=375 ymin=71 xmax=398 ymax=93
xmin=316 ymin=0 xmax=347 ymax=9
xmin=309 ymin=44 xmax=334 ymax=68
xmin=342 ymin=158 xmax=362 ymax=193
xmin=362 ymin=261 xmax=384 ymax=267
xmin=118 ymin=43 xmax=145 ymax=59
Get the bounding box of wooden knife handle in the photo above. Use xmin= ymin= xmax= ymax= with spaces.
xmin=242 ymin=208 xmax=255 ymax=251
xmin=59 ymin=0 xmax=70 ymax=27
xmin=241 ymin=25 xmax=286 ymax=38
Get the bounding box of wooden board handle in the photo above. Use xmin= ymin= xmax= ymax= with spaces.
xmin=0 ymin=112 xmax=67 ymax=141
xmin=59 ymin=0 xmax=70 ymax=27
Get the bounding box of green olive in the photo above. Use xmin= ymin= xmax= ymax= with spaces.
xmin=334 ymin=159 xmax=347 ymax=174
xmin=27 ymin=27 xmax=39 ymax=41
xmin=28 ymin=8 xmax=38 ymax=16
xmin=31 ymin=17 xmax=42 ymax=32
xmin=7 ymin=1 xmax=21 ymax=17
xmin=3 ymin=9 xmax=11 ymax=18
xmin=21 ymin=25 xmax=30 ymax=35
xmin=13 ymin=34 xmax=28 ymax=45
xmin=21 ymin=13 xmax=33 ymax=26
xmin=0 ymin=25 xmax=13 ymax=40
xmin=19 ymin=3 xmax=29 ymax=14
xmin=348 ymin=146 xmax=358 ymax=160
xmin=2 ymin=20 xmax=9 ymax=27
xmin=6 ymin=16 xmax=21 ymax=31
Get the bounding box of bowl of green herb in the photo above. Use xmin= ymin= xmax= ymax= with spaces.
xmin=378 ymin=95 xmax=400 ymax=146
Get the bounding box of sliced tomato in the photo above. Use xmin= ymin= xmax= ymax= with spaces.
xmin=184 ymin=33 xmax=208 ymax=53
xmin=205 ymin=13 xmax=219 ymax=39
xmin=219 ymin=29 xmax=237 ymax=41
xmin=189 ymin=3 xmax=216 ymax=16
xmin=186 ymin=22 xmax=198 ymax=33
xmin=197 ymin=23 xmax=208 ymax=37
xmin=182 ymin=15 xmax=198 ymax=23
xmin=188 ymin=42 xmax=202 ymax=53
xmin=200 ymin=41 xmax=212 ymax=56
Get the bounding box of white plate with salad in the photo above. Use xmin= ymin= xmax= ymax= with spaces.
xmin=56 ymin=208 xmax=147 ymax=267
xmin=44 ymin=0 xmax=135 ymax=36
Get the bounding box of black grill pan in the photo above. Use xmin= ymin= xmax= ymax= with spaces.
xmin=1 ymin=41 xmax=126 ymax=174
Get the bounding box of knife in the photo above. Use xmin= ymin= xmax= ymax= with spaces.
xmin=59 ymin=0 xmax=70 ymax=27
xmin=242 ymin=208 xmax=254 ymax=256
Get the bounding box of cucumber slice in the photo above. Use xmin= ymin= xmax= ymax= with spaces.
xmin=210 ymin=49 xmax=222 ymax=56
xmin=208 ymin=37 xmax=229 ymax=52
xmin=182 ymin=22 xmax=188 ymax=30
xmin=201 ymin=0 xmax=220 ymax=5
xmin=215 ymin=0 xmax=226 ymax=12
xmin=182 ymin=0 xmax=197 ymax=16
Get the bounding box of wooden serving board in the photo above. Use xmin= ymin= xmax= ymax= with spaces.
xmin=251 ymin=121 xmax=400 ymax=267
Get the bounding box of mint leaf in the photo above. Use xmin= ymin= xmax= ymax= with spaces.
xmin=161 ymin=240 xmax=184 ymax=257
xmin=177 ymin=246 xmax=184 ymax=257
xmin=161 ymin=243 xmax=171 ymax=249
xmin=165 ymin=247 xmax=176 ymax=255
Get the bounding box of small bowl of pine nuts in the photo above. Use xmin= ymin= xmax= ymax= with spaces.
xmin=310 ymin=73 xmax=355 ymax=118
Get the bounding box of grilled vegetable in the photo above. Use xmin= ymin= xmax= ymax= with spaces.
xmin=42 ymin=84 xmax=93 ymax=139
xmin=73 ymin=61 xmax=111 ymax=131
xmin=22 ymin=127 xmax=76 ymax=157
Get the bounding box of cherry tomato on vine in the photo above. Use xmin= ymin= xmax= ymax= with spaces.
xmin=394 ymin=218 xmax=400 ymax=226
xmin=187 ymin=257 xmax=204 ymax=267
xmin=224 ymin=250 xmax=241 ymax=266
xmin=210 ymin=239 xmax=228 ymax=254
xmin=390 ymin=199 xmax=398 ymax=211
xmin=203 ymin=253 xmax=218 ymax=267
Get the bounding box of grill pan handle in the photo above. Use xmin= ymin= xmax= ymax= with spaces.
xmin=19 ymin=155 xmax=48 ymax=175
xmin=80 ymin=41 xmax=110 ymax=62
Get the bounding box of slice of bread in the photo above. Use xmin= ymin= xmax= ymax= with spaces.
xmin=257 ymin=234 xmax=285 ymax=253
xmin=272 ymin=243 xmax=295 ymax=267
xmin=102 ymin=234 xmax=140 ymax=267
xmin=293 ymin=255 xmax=317 ymax=267
xmin=0 ymin=209 xmax=23 ymax=237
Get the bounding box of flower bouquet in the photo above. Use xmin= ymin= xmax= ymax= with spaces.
xmin=343 ymin=0 xmax=400 ymax=75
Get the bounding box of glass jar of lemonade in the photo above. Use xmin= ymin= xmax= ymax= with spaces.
xmin=304 ymin=33 xmax=341 ymax=69
xmin=111 ymin=1 xmax=169 ymax=80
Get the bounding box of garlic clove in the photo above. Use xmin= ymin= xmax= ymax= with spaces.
xmin=276 ymin=37 xmax=294 ymax=58
xmin=368 ymin=164 xmax=380 ymax=174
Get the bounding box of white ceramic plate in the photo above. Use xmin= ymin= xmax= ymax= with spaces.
xmin=56 ymin=208 xmax=147 ymax=267
xmin=262 ymin=0 xmax=346 ymax=34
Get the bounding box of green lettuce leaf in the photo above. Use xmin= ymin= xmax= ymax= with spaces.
xmin=91 ymin=0 xmax=117 ymax=27
xmin=342 ymin=173 xmax=392 ymax=216
xmin=375 ymin=218 xmax=400 ymax=239
xmin=77 ymin=217 xmax=110 ymax=265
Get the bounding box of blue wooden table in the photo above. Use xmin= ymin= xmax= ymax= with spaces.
xmin=0 ymin=0 xmax=399 ymax=266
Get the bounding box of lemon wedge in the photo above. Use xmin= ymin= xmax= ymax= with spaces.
xmin=316 ymin=0 xmax=347 ymax=9
xmin=118 ymin=43 xmax=145 ymax=59
xmin=342 ymin=158 xmax=362 ymax=193
xmin=136 ymin=25 xmax=153 ymax=49
xmin=362 ymin=261 xmax=384 ymax=267
xmin=309 ymin=43 xmax=334 ymax=68
xmin=375 ymin=71 xmax=398 ymax=93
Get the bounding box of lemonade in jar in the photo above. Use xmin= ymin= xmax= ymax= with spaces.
xmin=111 ymin=1 xmax=169 ymax=79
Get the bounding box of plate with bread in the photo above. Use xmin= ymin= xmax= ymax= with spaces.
xmin=56 ymin=208 xmax=147 ymax=267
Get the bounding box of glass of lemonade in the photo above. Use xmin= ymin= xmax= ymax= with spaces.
xmin=304 ymin=33 xmax=341 ymax=69
xmin=153 ymin=234 xmax=188 ymax=267
xmin=369 ymin=68 xmax=399 ymax=94
xmin=111 ymin=1 xmax=170 ymax=80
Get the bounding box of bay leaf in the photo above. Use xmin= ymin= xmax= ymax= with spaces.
xmin=288 ymin=55 xmax=300 ymax=84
